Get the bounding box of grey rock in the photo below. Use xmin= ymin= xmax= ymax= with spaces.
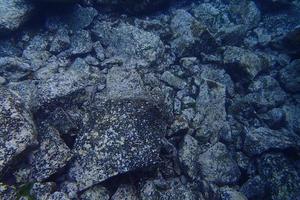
xmin=92 ymin=22 xmax=164 ymax=68
xmin=35 ymin=58 xmax=100 ymax=108
xmin=93 ymin=41 xmax=105 ymax=61
xmin=70 ymin=30 xmax=93 ymax=55
xmin=80 ymin=185 xmax=109 ymax=200
xmin=0 ymin=88 xmax=36 ymax=173
xmin=30 ymin=182 xmax=56 ymax=200
xmin=0 ymin=57 xmax=32 ymax=81
xmin=140 ymin=178 xmax=201 ymax=200
xmin=194 ymin=78 xmax=227 ymax=149
xmin=48 ymin=192 xmax=70 ymax=200
xmin=69 ymin=99 xmax=165 ymax=190
xmin=60 ymin=181 xmax=79 ymax=199
xmin=111 ymin=184 xmax=138 ymax=200
xmin=240 ymin=176 xmax=266 ymax=199
xmin=170 ymin=9 xmax=217 ymax=57
xmin=161 ymin=71 xmax=187 ymax=90
xmin=279 ymin=59 xmax=300 ymax=93
xmin=29 ymin=124 xmax=72 ymax=181
xmin=0 ymin=0 xmax=34 ymax=34
xmin=220 ymin=187 xmax=247 ymax=200
xmin=223 ymin=46 xmax=269 ymax=79
xmin=0 ymin=183 xmax=17 ymax=200
xmin=258 ymin=153 xmax=300 ymax=200
xmin=245 ymin=76 xmax=287 ymax=110
xmin=50 ymin=28 xmax=70 ymax=54
xmin=178 ymin=134 xmax=201 ymax=179
xmin=243 ymin=127 xmax=300 ymax=156
xmin=106 ymin=67 xmax=147 ymax=99
xmin=197 ymin=142 xmax=241 ymax=185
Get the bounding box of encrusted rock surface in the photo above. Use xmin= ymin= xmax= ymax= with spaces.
xmin=0 ymin=0 xmax=300 ymax=199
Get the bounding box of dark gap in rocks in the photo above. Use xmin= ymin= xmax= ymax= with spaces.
xmin=254 ymin=0 xmax=293 ymax=14
xmin=59 ymin=131 xmax=77 ymax=149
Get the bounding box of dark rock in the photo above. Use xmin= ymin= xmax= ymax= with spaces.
xmin=140 ymin=178 xmax=201 ymax=200
xmin=48 ymin=192 xmax=70 ymax=200
xmin=62 ymin=4 xmax=97 ymax=31
xmin=170 ymin=9 xmax=217 ymax=57
xmin=29 ymin=124 xmax=72 ymax=181
xmin=258 ymin=153 xmax=300 ymax=200
xmin=279 ymin=59 xmax=300 ymax=93
xmin=0 ymin=0 xmax=35 ymax=34
xmin=240 ymin=176 xmax=266 ymax=199
xmin=243 ymin=127 xmax=300 ymax=156
xmin=69 ymin=98 xmax=165 ymax=190
xmin=95 ymin=0 xmax=170 ymax=13
xmin=92 ymin=21 xmax=164 ymax=68
xmin=258 ymin=108 xmax=286 ymax=129
xmin=223 ymin=46 xmax=270 ymax=80
xmin=0 ymin=87 xmax=36 ymax=173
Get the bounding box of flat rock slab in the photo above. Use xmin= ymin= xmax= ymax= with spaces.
xmin=69 ymin=98 xmax=165 ymax=190
xmin=0 ymin=88 xmax=36 ymax=173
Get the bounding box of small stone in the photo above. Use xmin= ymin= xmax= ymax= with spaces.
xmin=70 ymin=30 xmax=93 ymax=55
xmin=243 ymin=127 xmax=300 ymax=156
xmin=161 ymin=71 xmax=187 ymax=90
xmin=50 ymin=28 xmax=70 ymax=54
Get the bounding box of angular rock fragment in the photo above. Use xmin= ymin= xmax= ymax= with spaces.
xmin=0 ymin=183 xmax=17 ymax=199
xmin=240 ymin=176 xmax=266 ymax=199
xmin=283 ymin=104 xmax=300 ymax=135
xmin=243 ymin=127 xmax=300 ymax=156
xmin=197 ymin=143 xmax=240 ymax=185
xmin=0 ymin=0 xmax=34 ymax=34
xmin=194 ymin=78 xmax=227 ymax=150
xmin=30 ymin=182 xmax=56 ymax=200
xmin=220 ymin=187 xmax=247 ymax=200
xmin=223 ymin=46 xmax=269 ymax=80
xmin=92 ymin=22 xmax=164 ymax=67
xmin=161 ymin=71 xmax=187 ymax=90
xmin=29 ymin=125 xmax=72 ymax=181
xmin=69 ymin=30 xmax=93 ymax=55
xmin=0 ymin=88 xmax=36 ymax=173
xmin=170 ymin=9 xmax=217 ymax=57
xmin=69 ymin=98 xmax=165 ymax=190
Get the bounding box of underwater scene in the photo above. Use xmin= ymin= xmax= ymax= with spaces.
xmin=0 ymin=0 xmax=300 ymax=199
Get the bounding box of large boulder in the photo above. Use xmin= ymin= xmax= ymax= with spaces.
xmin=68 ymin=98 xmax=165 ymax=190
xmin=0 ymin=0 xmax=35 ymax=34
xmin=0 ymin=87 xmax=36 ymax=173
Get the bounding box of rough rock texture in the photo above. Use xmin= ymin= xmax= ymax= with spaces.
xmin=279 ymin=59 xmax=300 ymax=93
xmin=92 ymin=22 xmax=164 ymax=68
xmin=69 ymin=99 xmax=165 ymax=190
xmin=0 ymin=88 xmax=36 ymax=173
xmin=0 ymin=0 xmax=34 ymax=34
xmin=29 ymin=124 xmax=72 ymax=181
xmin=80 ymin=185 xmax=109 ymax=200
